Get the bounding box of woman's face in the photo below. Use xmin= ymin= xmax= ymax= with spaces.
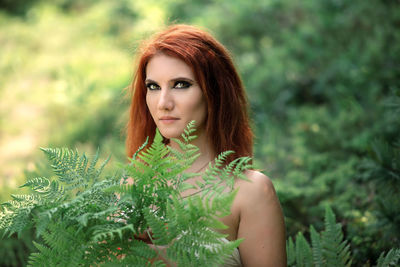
xmin=145 ymin=53 xmax=207 ymax=139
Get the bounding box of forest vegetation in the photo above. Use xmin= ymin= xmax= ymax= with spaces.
xmin=0 ymin=0 xmax=399 ymax=266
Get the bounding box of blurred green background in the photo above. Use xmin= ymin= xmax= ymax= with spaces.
xmin=0 ymin=0 xmax=399 ymax=266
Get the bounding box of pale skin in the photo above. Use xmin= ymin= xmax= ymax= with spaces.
xmin=145 ymin=53 xmax=287 ymax=266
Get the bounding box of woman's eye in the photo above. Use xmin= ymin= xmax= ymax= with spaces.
xmin=146 ymin=83 xmax=160 ymax=90
xmin=174 ymin=81 xmax=191 ymax=89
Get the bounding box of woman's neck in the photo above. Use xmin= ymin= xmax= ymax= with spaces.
xmin=170 ymin=129 xmax=215 ymax=173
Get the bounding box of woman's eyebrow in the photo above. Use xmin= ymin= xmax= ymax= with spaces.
xmin=170 ymin=77 xmax=195 ymax=83
xmin=145 ymin=77 xmax=196 ymax=84
xmin=145 ymin=78 xmax=157 ymax=84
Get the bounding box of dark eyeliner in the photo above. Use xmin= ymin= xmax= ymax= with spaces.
xmin=146 ymin=83 xmax=160 ymax=90
xmin=174 ymin=80 xmax=192 ymax=89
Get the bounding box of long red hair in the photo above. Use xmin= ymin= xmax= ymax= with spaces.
xmin=126 ymin=24 xmax=253 ymax=162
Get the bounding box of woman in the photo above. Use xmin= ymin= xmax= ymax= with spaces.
xmin=126 ymin=24 xmax=286 ymax=266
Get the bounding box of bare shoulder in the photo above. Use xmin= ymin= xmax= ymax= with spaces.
xmin=234 ymin=170 xmax=287 ymax=266
xmin=244 ymin=170 xmax=273 ymax=186
xmin=235 ymin=170 xmax=278 ymax=203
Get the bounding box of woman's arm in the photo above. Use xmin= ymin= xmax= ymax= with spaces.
xmin=236 ymin=171 xmax=287 ymax=266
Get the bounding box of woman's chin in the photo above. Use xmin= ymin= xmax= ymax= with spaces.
xmin=158 ymin=129 xmax=183 ymax=140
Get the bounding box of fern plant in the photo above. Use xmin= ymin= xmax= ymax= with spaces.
xmin=0 ymin=122 xmax=252 ymax=266
xmin=287 ymin=206 xmax=400 ymax=267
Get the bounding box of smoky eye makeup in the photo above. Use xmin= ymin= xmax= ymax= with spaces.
xmin=145 ymin=78 xmax=195 ymax=90
xmin=145 ymin=82 xmax=160 ymax=90
xmin=173 ymin=80 xmax=192 ymax=89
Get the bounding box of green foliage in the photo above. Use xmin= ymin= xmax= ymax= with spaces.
xmin=0 ymin=0 xmax=39 ymax=16
xmin=321 ymin=207 xmax=352 ymax=266
xmin=1 ymin=0 xmax=399 ymax=265
xmin=287 ymin=206 xmax=399 ymax=267
xmin=0 ymin=123 xmax=251 ymax=266
xmin=0 ymin=228 xmax=35 ymax=267
xmin=376 ymin=249 xmax=400 ymax=267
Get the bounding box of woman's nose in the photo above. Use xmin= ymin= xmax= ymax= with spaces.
xmin=157 ymin=89 xmax=174 ymax=111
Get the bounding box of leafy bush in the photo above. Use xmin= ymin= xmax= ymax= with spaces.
xmin=287 ymin=206 xmax=400 ymax=267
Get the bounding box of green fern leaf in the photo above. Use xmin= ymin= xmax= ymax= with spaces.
xmin=144 ymin=209 xmax=171 ymax=245
xmin=92 ymin=223 xmax=135 ymax=242
xmin=40 ymin=147 xmax=109 ymax=191
xmin=128 ymin=238 xmax=158 ymax=260
xmin=294 ymin=232 xmax=312 ymax=267
xmin=321 ymin=206 xmax=352 ymax=267
xmin=286 ymin=237 xmax=296 ymax=266
xmin=310 ymin=225 xmax=324 ymax=267
xmin=28 ymin=241 xmax=56 ymax=267
xmin=376 ymin=248 xmax=400 ymax=267
xmin=20 ymin=177 xmax=51 ymax=193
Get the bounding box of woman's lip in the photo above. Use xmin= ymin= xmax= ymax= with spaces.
xmin=159 ymin=117 xmax=179 ymax=120
xmin=159 ymin=117 xmax=180 ymax=124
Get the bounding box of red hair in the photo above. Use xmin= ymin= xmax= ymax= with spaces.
xmin=126 ymin=24 xmax=253 ymax=163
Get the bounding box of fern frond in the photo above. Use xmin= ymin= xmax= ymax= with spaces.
xmin=295 ymin=232 xmax=312 ymax=267
xmin=11 ymin=194 xmax=41 ymax=203
xmin=132 ymin=137 xmax=149 ymax=162
xmin=128 ymin=235 xmax=158 ymax=260
xmin=190 ymin=151 xmax=251 ymax=201
xmin=34 ymin=211 xmax=51 ymax=238
xmin=92 ymin=223 xmax=135 ymax=242
xmin=40 ymin=147 xmax=109 ymax=191
xmin=137 ymin=130 xmax=169 ymax=168
xmin=28 ymin=241 xmax=57 ymax=267
xmin=376 ymin=248 xmax=400 ymax=267
xmin=310 ymin=225 xmax=324 ymax=267
xmin=46 ymin=180 xmax=65 ymax=201
xmin=29 ymin=223 xmax=87 ymax=267
xmin=167 ymin=228 xmax=240 ymax=266
xmin=144 ymin=209 xmax=171 ymax=245
xmin=321 ymin=206 xmax=352 ymax=267
xmin=162 ymin=191 xmax=242 ymax=266
xmin=9 ymin=177 xmax=65 ymax=211
xmin=86 ymin=148 xmax=110 ymax=184
xmin=0 ymin=198 xmax=36 ymax=238
xmin=20 ymin=177 xmax=50 ymax=193
xmin=286 ymin=237 xmax=296 ymax=266
xmin=40 ymin=147 xmax=81 ymax=183
xmin=207 ymin=190 xmax=238 ymax=226
xmin=39 ymin=222 xmax=87 ymax=267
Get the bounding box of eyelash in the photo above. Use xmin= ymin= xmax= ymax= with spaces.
xmin=146 ymin=81 xmax=192 ymax=90
xmin=146 ymin=83 xmax=160 ymax=90
xmin=174 ymin=81 xmax=191 ymax=89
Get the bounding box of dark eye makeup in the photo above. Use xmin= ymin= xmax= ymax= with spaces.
xmin=173 ymin=80 xmax=192 ymax=89
xmin=145 ymin=78 xmax=194 ymax=91
xmin=146 ymin=83 xmax=160 ymax=90
xmin=145 ymin=79 xmax=193 ymax=91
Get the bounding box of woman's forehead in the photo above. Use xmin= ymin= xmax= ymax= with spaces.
xmin=145 ymin=53 xmax=196 ymax=80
